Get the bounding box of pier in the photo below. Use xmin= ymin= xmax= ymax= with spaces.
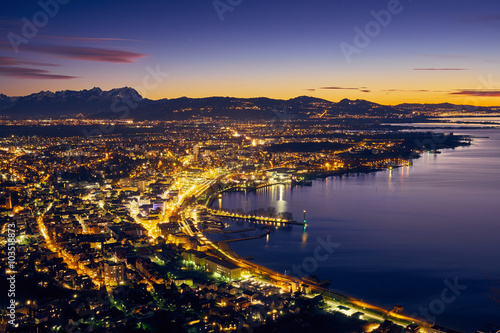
xmin=205 ymin=207 xmax=305 ymax=226
xmin=205 ymin=181 xmax=290 ymax=206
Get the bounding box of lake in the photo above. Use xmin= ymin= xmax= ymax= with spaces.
xmin=213 ymin=125 xmax=500 ymax=332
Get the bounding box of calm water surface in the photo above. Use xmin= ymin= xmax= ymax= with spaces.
xmin=213 ymin=127 xmax=500 ymax=332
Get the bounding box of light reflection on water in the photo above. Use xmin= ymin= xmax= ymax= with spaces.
xmin=301 ymin=228 xmax=308 ymax=248
xmin=214 ymin=128 xmax=500 ymax=331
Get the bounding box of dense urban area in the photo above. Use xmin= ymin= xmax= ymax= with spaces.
xmin=0 ymin=93 xmax=487 ymax=333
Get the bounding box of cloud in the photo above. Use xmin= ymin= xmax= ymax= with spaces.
xmin=38 ymin=35 xmax=145 ymax=43
xmin=0 ymin=41 xmax=147 ymax=63
xmin=383 ymin=89 xmax=427 ymax=92
xmin=414 ymin=68 xmax=470 ymax=71
xmin=450 ymin=90 xmax=500 ymax=97
xmin=420 ymin=53 xmax=497 ymax=64
xmin=25 ymin=44 xmax=147 ymax=63
xmin=319 ymin=86 xmax=359 ymax=90
xmin=310 ymin=86 xmax=371 ymax=93
xmin=382 ymin=89 xmax=448 ymax=94
xmin=0 ymin=56 xmax=74 ymax=79
xmin=0 ymin=17 xmax=21 ymax=32
xmin=475 ymin=14 xmax=500 ymax=22
xmin=0 ymin=56 xmax=59 ymax=67
xmin=485 ymin=58 xmax=500 ymax=63
xmin=0 ymin=56 xmax=24 ymax=66
xmin=0 ymin=17 xmax=22 ymax=27
xmin=305 ymin=89 xmax=315 ymax=91
xmin=0 ymin=39 xmax=145 ymax=80
xmin=0 ymin=66 xmax=79 ymax=79
xmin=420 ymin=54 xmax=471 ymax=59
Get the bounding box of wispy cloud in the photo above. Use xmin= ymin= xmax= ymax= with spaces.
xmin=0 ymin=66 xmax=79 ymax=79
xmin=421 ymin=54 xmax=471 ymax=60
xmin=485 ymin=58 xmax=500 ymax=63
xmin=382 ymin=89 xmax=447 ymax=93
xmin=0 ymin=43 xmax=147 ymax=63
xmin=0 ymin=37 xmax=145 ymax=80
xmin=23 ymin=44 xmax=147 ymax=63
xmin=38 ymin=35 xmax=146 ymax=43
xmin=0 ymin=56 xmax=75 ymax=80
xmin=0 ymin=56 xmax=59 ymax=67
xmin=308 ymin=86 xmax=371 ymax=93
xmin=319 ymin=86 xmax=359 ymax=90
xmin=450 ymin=90 xmax=500 ymax=97
xmin=421 ymin=53 xmax=498 ymax=65
xmin=475 ymin=14 xmax=500 ymax=22
xmin=383 ymin=89 xmax=428 ymax=92
xmin=414 ymin=68 xmax=470 ymax=71
xmin=0 ymin=39 xmax=147 ymax=63
xmin=0 ymin=17 xmax=22 ymax=27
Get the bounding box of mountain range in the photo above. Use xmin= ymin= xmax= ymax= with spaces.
xmin=0 ymin=87 xmax=496 ymax=120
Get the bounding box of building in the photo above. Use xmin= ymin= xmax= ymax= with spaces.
xmin=405 ymin=324 xmax=420 ymax=333
xmin=135 ymin=257 xmax=157 ymax=280
xmin=0 ymin=192 xmax=12 ymax=209
xmin=133 ymin=178 xmax=148 ymax=193
xmin=157 ymin=222 xmax=181 ymax=237
xmin=181 ymin=249 xmax=207 ymax=267
xmin=377 ymin=320 xmax=395 ymax=333
xmin=205 ymin=257 xmax=241 ymax=280
xmin=193 ymin=144 xmax=200 ymax=162
xmin=103 ymin=261 xmax=126 ymax=286
xmin=265 ymin=168 xmax=293 ymax=182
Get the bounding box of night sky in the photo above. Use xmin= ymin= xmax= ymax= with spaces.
xmin=1 ymin=0 xmax=500 ymax=105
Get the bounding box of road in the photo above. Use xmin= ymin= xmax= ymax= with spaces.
xmin=170 ymin=170 xmax=432 ymax=331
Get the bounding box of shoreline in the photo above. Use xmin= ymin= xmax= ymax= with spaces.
xmin=214 ymin=228 xmax=432 ymax=331
xmin=206 ymin=138 xmax=477 ymax=332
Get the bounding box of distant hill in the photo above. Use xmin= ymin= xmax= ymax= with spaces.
xmin=0 ymin=87 xmax=496 ymax=120
xmin=0 ymin=87 xmax=143 ymax=118
xmin=334 ymin=98 xmax=401 ymax=116
xmin=0 ymin=93 xmax=13 ymax=109
xmin=396 ymin=102 xmax=498 ymax=113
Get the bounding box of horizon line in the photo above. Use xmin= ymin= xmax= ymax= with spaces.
xmin=2 ymin=87 xmax=500 ymax=108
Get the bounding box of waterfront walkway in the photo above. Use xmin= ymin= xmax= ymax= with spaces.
xmin=205 ymin=207 xmax=305 ymax=226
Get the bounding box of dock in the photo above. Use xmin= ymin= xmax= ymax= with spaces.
xmin=205 ymin=208 xmax=305 ymax=226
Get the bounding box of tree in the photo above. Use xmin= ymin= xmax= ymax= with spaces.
xmin=266 ymin=206 xmax=276 ymax=218
xmin=257 ymin=208 xmax=267 ymax=217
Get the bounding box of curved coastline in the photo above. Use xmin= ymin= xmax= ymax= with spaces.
xmin=203 ymin=128 xmax=499 ymax=332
